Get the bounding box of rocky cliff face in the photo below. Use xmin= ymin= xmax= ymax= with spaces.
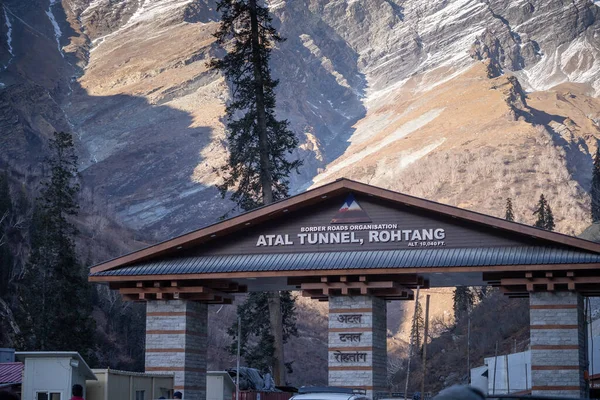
xmin=1 ymin=0 xmax=599 ymax=238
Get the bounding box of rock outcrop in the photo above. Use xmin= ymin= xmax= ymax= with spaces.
xmin=0 ymin=0 xmax=599 ymax=237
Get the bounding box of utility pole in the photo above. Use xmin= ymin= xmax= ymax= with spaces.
xmin=404 ymin=286 xmax=420 ymax=400
xmin=505 ymin=354 xmax=510 ymax=394
xmin=467 ymin=309 xmax=471 ymax=383
xmin=236 ymin=315 xmax=241 ymax=400
xmin=492 ymin=341 xmax=499 ymax=395
xmin=420 ymin=295 xmax=430 ymax=396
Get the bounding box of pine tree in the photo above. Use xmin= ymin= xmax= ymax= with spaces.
xmin=505 ymin=198 xmax=514 ymax=222
xmin=209 ymin=0 xmax=302 ymax=210
xmin=533 ymin=194 xmax=547 ymax=229
xmin=19 ymin=132 xmax=96 ymax=359
xmin=410 ymin=299 xmax=425 ymax=350
xmin=210 ymin=1 xmax=302 ymax=384
xmin=592 ymin=146 xmax=600 ymax=222
xmin=533 ymin=194 xmax=555 ymax=231
xmin=228 ymin=292 xmax=298 ymax=373
xmin=453 ymin=286 xmax=474 ymax=323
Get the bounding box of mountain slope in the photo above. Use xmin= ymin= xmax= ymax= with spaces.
xmin=0 ymin=0 xmax=599 ymax=238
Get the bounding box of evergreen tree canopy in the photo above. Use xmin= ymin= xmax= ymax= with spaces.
xmin=228 ymin=291 xmax=298 ymax=372
xmin=211 ymin=0 xmax=301 ymax=385
xmin=453 ymin=286 xmax=474 ymax=323
xmin=533 ymin=194 xmax=547 ymax=228
xmin=209 ymin=0 xmax=302 ymax=211
xmin=40 ymin=132 xmax=80 ymax=247
xmin=19 ymin=132 xmax=96 ymax=359
xmin=592 ymin=146 xmax=600 ymax=222
xmin=410 ymin=299 xmax=425 ymax=350
xmin=533 ymin=194 xmax=555 ymax=231
xmin=505 ymin=198 xmax=514 ymax=222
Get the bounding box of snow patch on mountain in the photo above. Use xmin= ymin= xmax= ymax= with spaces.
xmin=368 ymin=138 xmax=446 ymax=186
xmin=125 ymin=0 xmax=195 ymax=25
xmin=350 ymin=112 xmax=406 ymax=145
xmin=314 ymin=108 xmax=445 ymax=183
xmin=416 ymin=64 xmax=476 ymax=94
xmin=268 ymin=0 xmax=286 ymax=10
xmin=365 ymin=78 xmax=409 ymax=107
xmin=515 ymin=35 xmax=600 ymax=96
xmin=361 ymin=0 xmax=488 ymax=100
xmin=398 ymin=138 xmax=446 ymax=169
xmin=46 ymin=0 xmax=63 ymax=57
xmin=418 ymin=0 xmax=487 ymax=67
xmin=82 ymin=0 xmax=108 ymax=15
xmin=2 ymin=6 xmax=14 ymax=69
xmin=89 ymin=0 xmax=196 ymax=53
xmin=421 ymin=26 xmax=486 ymax=72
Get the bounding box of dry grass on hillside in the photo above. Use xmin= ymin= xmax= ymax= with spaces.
xmin=389 ymin=290 xmax=530 ymax=395
xmin=390 ymin=126 xmax=590 ymax=235
xmin=314 ymin=63 xmax=598 ymax=236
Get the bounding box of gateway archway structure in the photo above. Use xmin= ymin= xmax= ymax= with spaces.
xmin=90 ymin=179 xmax=600 ymax=400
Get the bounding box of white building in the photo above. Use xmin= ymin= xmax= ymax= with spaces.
xmin=16 ymin=351 xmax=97 ymax=400
xmin=587 ymin=332 xmax=600 ymax=397
xmin=470 ymin=350 xmax=532 ymax=395
xmin=86 ymin=368 xmax=174 ymax=400
xmin=206 ymin=371 xmax=236 ymax=400
xmin=472 ymin=330 xmax=600 ymax=396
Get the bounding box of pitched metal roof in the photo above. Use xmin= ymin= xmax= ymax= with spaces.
xmin=92 ymin=368 xmax=173 ymax=378
xmin=90 ymin=179 xmax=600 ymax=276
xmin=0 ymin=362 xmax=23 ymax=384
xmin=91 ymin=246 xmax=600 ymax=277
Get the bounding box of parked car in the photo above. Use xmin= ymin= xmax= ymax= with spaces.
xmin=291 ymin=387 xmax=370 ymax=400
xmin=487 ymin=397 xmax=588 ymax=400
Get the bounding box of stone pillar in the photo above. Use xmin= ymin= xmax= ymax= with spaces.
xmin=329 ymin=295 xmax=387 ymax=397
xmin=530 ymin=292 xmax=586 ymax=398
xmin=146 ymin=300 xmax=208 ymax=400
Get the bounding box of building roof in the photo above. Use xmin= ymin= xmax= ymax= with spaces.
xmin=92 ymin=246 xmax=600 ymax=277
xmin=89 ymin=179 xmax=600 ymax=277
xmin=16 ymin=352 xmax=97 ymax=381
xmin=208 ymin=371 xmax=236 ymax=388
xmin=92 ymin=368 xmax=174 ymax=378
xmin=0 ymin=362 xmax=23 ymax=385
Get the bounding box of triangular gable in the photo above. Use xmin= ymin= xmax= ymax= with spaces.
xmin=194 ymin=193 xmax=527 ymax=256
xmin=90 ymin=178 xmax=600 ymax=275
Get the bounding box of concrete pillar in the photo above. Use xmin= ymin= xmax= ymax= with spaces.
xmin=146 ymin=300 xmax=208 ymax=400
xmin=530 ymin=292 xmax=586 ymax=398
xmin=328 ymin=295 xmax=387 ymax=397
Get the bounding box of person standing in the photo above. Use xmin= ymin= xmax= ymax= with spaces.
xmin=70 ymin=384 xmax=84 ymax=400
xmin=173 ymin=391 xmax=183 ymax=399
